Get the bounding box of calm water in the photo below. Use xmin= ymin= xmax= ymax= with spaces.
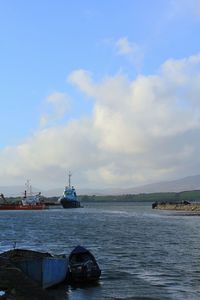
xmin=1 ymin=201 xmax=200 ymax=300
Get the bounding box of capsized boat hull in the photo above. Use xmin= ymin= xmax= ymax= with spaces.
xmin=68 ymin=246 xmax=101 ymax=283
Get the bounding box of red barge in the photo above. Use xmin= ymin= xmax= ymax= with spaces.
xmin=0 ymin=203 xmax=47 ymax=210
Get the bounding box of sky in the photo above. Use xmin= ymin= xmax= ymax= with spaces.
xmin=1 ymin=0 xmax=200 ymax=190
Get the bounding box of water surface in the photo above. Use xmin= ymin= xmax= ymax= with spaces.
xmin=0 ymin=201 xmax=200 ymax=299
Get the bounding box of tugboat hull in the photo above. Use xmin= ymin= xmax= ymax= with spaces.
xmin=60 ymin=199 xmax=81 ymax=208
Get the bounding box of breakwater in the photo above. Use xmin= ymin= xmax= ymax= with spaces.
xmin=152 ymin=202 xmax=200 ymax=211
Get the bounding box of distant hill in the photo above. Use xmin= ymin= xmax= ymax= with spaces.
xmin=77 ymin=174 xmax=200 ymax=195
xmin=129 ymin=175 xmax=200 ymax=194
xmin=1 ymin=174 xmax=200 ymax=197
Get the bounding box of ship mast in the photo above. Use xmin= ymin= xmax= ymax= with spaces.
xmin=68 ymin=171 xmax=72 ymax=188
xmin=25 ymin=179 xmax=31 ymax=196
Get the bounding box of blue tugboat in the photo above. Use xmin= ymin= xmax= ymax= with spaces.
xmin=59 ymin=172 xmax=81 ymax=208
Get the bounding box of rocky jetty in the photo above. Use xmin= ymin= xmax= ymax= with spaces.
xmin=152 ymin=201 xmax=200 ymax=211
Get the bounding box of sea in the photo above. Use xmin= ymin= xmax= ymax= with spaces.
xmin=0 ymin=201 xmax=200 ymax=300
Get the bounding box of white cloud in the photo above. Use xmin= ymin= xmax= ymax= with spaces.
xmin=116 ymin=37 xmax=135 ymax=56
xmin=40 ymin=92 xmax=71 ymax=127
xmin=1 ymin=54 xmax=200 ymax=189
xmin=68 ymin=69 xmax=95 ymax=96
xmin=115 ymin=37 xmax=144 ymax=71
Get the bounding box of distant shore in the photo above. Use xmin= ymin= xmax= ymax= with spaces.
xmin=2 ymin=189 xmax=200 ymax=205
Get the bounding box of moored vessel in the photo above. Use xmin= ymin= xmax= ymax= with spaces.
xmin=0 ymin=181 xmax=47 ymax=210
xmin=0 ymin=248 xmax=69 ymax=289
xmin=59 ymin=172 xmax=81 ymax=208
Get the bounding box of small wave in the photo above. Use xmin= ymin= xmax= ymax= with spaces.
xmin=135 ymin=270 xmax=173 ymax=287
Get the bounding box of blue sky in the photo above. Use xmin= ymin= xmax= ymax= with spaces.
xmin=1 ymin=0 xmax=200 ymax=190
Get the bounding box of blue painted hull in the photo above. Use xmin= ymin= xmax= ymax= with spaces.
xmin=17 ymin=257 xmax=69 ymax=288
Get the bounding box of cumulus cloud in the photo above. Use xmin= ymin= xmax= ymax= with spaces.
xmin=1 ymin=54 xmax=200 ymax=189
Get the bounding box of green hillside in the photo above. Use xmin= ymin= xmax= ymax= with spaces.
xmin=80 ymin=190 xmax=200 ymax=202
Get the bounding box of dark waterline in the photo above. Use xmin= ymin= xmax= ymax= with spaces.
xmin=0 ymin=201 xmax=200 ymax=299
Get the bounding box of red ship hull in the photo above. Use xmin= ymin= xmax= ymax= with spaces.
xmin=0 ymin=204 xmax=47 ymax=210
